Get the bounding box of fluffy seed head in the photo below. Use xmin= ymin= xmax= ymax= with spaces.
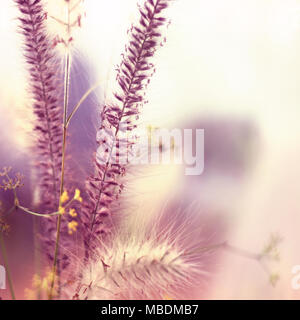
xmin=76 ymin=206 xmax=220 ymax=300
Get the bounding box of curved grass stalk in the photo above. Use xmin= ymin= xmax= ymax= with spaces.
xmin=17 ymin=205 xmax=61 ymax=218
xmin=66 ymin=81 xmax=102 ymax=127
xmin=49 ymin=50 xmax=71 ymax=300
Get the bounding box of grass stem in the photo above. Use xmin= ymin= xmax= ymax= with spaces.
xmin=0 ymin=232 xmax=16 ymax=300
xmin=49 ymin=3 xmax=72 ymax=296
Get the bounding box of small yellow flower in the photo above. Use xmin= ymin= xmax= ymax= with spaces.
xmin=74 ymin=188 xmax=83 ymax=203
xmin=68 ymin=220 xmax=78 ymax=235
xmin=60 ymin=190 xmax=69 ymax=204
xmin=32 ymin=274 xmax=41 ymax=289
xmin=163 ymin=294 xmax=173 ymax=300
xmin=69 ymin=208 xmax=77 ymax=218
xmin=58 ymin=206 xmax=65 ymax=215
xmin=46 ymin=270 xmax=55 ymax=285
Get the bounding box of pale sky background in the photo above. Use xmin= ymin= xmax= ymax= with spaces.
xmin=1 ymin=0 xmax=300 ymax=299
xmin=2 ymin=0 xmax=300 ymax=142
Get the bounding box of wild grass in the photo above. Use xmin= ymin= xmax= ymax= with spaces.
xmin=0 ymin=0 xmax=281 ymax=300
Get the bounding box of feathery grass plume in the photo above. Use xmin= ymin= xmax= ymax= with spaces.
xmin=75 ymin=207 xmax=216 ymax=300
xmin=15 ymin=0 xmax=63 ymax=210
xmin=14 ymin=0 xmax=73 ymax=277
xmin=82 ymin=0 xmax=172 ymax=256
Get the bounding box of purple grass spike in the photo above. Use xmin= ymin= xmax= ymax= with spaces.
xmin=14 ymin=0 xmax=68 ymax=277
xmin=82 ymin=0 xmax=172 ymax=257
xmin=15 ymin=0 xmax=63 ymax=209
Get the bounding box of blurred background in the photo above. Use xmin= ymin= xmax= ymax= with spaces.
xmin=1 ymin=0 xmax=300 ymax=299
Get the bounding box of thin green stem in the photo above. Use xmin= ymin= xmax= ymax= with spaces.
xmin=66 ymin=81 xmax=102 ymax=128
xmin=49 ymin=4 xmax=72 ymax=298
xmin=224 ymin=243 xmax=262 ymax=261
xmin=17 ymin=205 xmax=61 ymax=218
xmin=16 ymin=195 xmax=75 ymax=219
xmin=0 ymin=233 xmax=15 ymax=300
xmin=188 ymin=241 xmax=263 ymax=262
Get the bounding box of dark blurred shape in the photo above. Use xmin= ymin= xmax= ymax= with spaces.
xmin=177 ymin=116 xmax=259 ymax=203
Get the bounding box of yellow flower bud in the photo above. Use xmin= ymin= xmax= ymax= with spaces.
xmin=74 ymin=189 xmax=83 ymax=203
xmin=60 ymin=190 xmax=69 ymax=204
xmin=69 ymin=208 xmax=77 ymax=218
xmin=68 ymin=220 xmax=78 ymax=235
